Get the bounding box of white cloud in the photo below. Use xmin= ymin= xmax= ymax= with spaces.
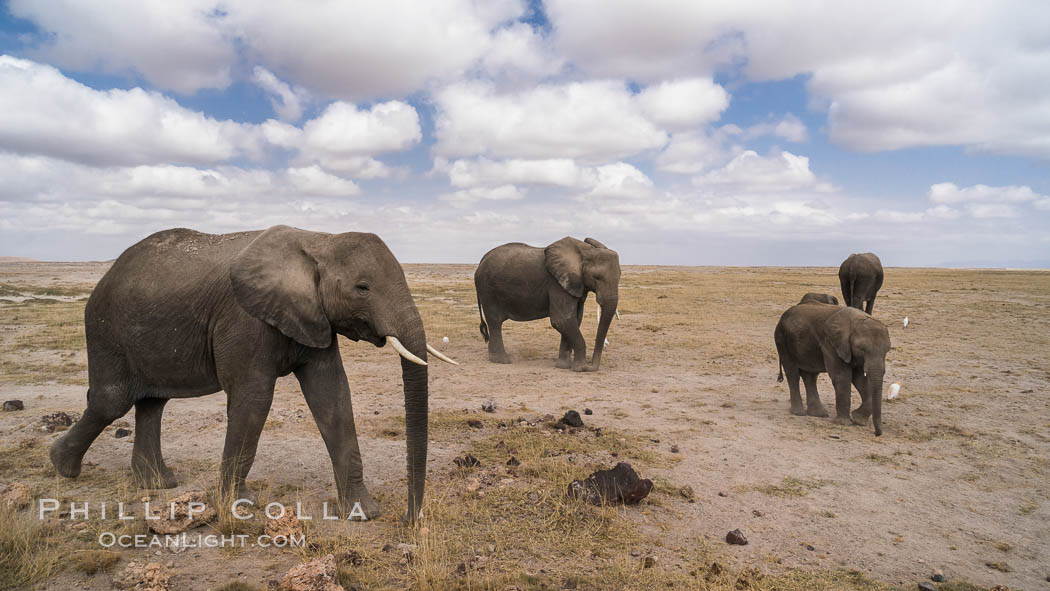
xmin=544 ymin=0 xmax=1050 ymax=159
xmin=927 ymin=182 xmax=1046 ymax=205
xmin=438 ymin=184 xmax=526 ymax=207
xmin=694 ymin=150 xmax=830 ymax=193
xmin=636 ymin=78 xmax=729 ymax=130
xmin=0 ymin=56 xmax=261 ymax=166
xmin=741 ymin=114 xmax=808 ymax=142
xmin=480 ymin=23 xmax=565 ymax=82
xmin=251 ymin=66 xmax=310 ymax=122
xmin=655 ymin=129 xmax=740 ymax=174
xmin=433 ymin=81 xmax=669 ymax=161
xmin=437 ymin=157 xmax=654 ymax=201
xmin=12 ymin=0 xmax=526 ymax=99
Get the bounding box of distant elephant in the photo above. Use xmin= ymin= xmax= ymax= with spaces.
xmin=839 ymin=253 xmax=883 ymax=314
xmin=49 ymin=226 xmax=456 ymax=521
xmin=800 ymin=293 xmax=839 ymax=305
xmin=474 ymin=237 xmax=620 ymax=371
xmin=775 ymin=302 xmax=891 ymax=436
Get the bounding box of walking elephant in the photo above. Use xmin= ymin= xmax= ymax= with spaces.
xmin=800 ymin=293 xmax=839 ymax=305
xmin=49 ymin=225 xmax=456 ymax=521
xmin=774 ymin=301 xmax=891 ymax=436
xmin=839 ymin=253 xmax=883 ymax=314
xmin=474 ymin=237 xmax=620 ymax=371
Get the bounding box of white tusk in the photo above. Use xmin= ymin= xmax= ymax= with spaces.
xmin=426 ymin=343 xmax=459 ymax=365
xmin=386 ymin=336 xmax=427 ymax=366
xmin=616 ymin=309 xmax=621 ymax=320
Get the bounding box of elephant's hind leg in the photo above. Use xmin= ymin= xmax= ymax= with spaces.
xmin=486 ymin=318 xmax=512 ymax=364
xmin=801 ymin=371 xmax=829 ymax=417
xmin=50 ymin=385 xmax=133 ymax=478
xmin=783 ymin=366 xmax=805 ymax=416
xmin=132 ymin=398 xmax=178 ymax=489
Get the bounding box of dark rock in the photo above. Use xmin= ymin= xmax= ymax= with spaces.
xmin=752 ymin=510 xmax=764 ymax=517
xmin=567 ymin=462 xmax=653 ymax=505
xmin=670 ymin=444 xmax=680 ymax=453
xmin=506 ymin=456 xmax=520 ymax=467
xmin=336 ymin=550 xmax=363 ymax=566
xmin=918 ymin=583 xmax=936 ymax=591
xmin=649 ymin=437 xmax=660 ymax=443
xmin=583 ymin=408 xmax=593 ymax=415
xmin=643 ymin=556 xmax=657 ymax=568
xmin=466 ymin=419 xmax=483 ymax=429
xmin=678 ymin=485 xmax=695 ymax=501
xmin=40 ymin=411 xmax=78 ymax=433
xmin=381 ymin=543 xmax=394 ymax=552
xmin=559 ymin=410 xmax=584 ymax=428
xmin=718 ymin=491 xmax=728 ymax=497
xmin=114 ymin=428 xmax=132 ymax=438
xmin=562 ymin=577 xmax=578 ymax=589
xmin=725 ymin=529 xmax=748 ymax=545
xmin=2 ymin=400 xmax=24 ymax=412
xmin=806 ymin=544 xmax=815 ymax=551
xmin=481 ymin=400 xmax=496 ymax=413
xmin=931 ymin=569 xmax=946 ymax=582
xmin=453 ymin=454 xmax=480 ymax=468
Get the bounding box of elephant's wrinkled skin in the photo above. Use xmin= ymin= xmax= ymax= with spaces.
xmin=775 ymin=302 xmax=891 ymax=436
xmin=49 ymin=226 xmax=436 ymax=521
xmin=839 ymin=253 xmax=883 ymax=314
xmin=800 ymin=293 xmax=839 ymax=305
xmin=475 ymin=237 xmax=620 ymax=371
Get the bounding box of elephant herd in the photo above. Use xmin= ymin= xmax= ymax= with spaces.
xmin=49 ymin=225 xmax=889 ymax=522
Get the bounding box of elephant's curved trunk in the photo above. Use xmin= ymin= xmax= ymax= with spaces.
xmin=392 ymin=306 xmax=428 ymax=522
xmin=589 ymin=298 xmax=617 ymax=370
xmin=870 ymin=373 xmax=883 ymax=436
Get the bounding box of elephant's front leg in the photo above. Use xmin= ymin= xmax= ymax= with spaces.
xmin=295 ymin=348 xmax=379 ymax=520
xmin=556 ymin=300 xmax=586 ymax=369
xmin=219 ymin=376 xmax=275 ymax=504
xmin=829 ymin=369 xmax=854 ymax=426
xmin=850 ymin=367 xmax=872 ymax=425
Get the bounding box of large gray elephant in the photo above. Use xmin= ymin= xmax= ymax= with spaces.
xmin=838 ymin=253 xmax=883 ymax=314
xmin=474 ymin=237 xmax=620 ymax=371
xmin=49 ymin=226 xmax=456 ymax=521
xmin=774 ymin=302 xmax=891 ymax=436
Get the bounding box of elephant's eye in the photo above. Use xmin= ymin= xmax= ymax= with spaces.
xmin=355 ymin=283 xmax=370 ymax=292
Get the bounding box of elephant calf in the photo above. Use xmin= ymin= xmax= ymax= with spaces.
xmin=475 ymin=237 xmax=620 ymax=371
xmin=800 ymin=293 xmax=839 ymax=305
xmin=774 ymin=301 xmax=891 ymax=435
xmin=839 ymin=252 xmax=883 ymax=314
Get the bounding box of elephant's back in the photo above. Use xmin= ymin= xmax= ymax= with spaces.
xmin=476 ymin=243 xmax=544 ymax=276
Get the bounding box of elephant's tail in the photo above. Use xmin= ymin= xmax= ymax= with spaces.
xmin=477 ymin=295 xmax=489 ymax=342
xmin=777 ymin=363 xmax=784 ymax=383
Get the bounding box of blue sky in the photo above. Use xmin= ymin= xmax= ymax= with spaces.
xmin=0 ymin=1 xmax=1048 ymax=266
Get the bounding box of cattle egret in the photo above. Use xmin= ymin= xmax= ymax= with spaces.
xmin=604 ymin=338 xmax=610 ymax=347
xmin=887 ymin=383 xmax=901 ymax=400
xmin=903 ymin=317 xmax=909 ymax=328
xmin=442 ymin=336 xmax=449 ymax=344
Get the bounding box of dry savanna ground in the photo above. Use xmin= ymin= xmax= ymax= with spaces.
xmin=1 ymin=261 xmax=1048 ymax=590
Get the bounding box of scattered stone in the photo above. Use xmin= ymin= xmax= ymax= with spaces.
xmin=670 ymin=444 xmax=680 ymax=453
xmin=148 ymin=491 xmax=216 ymax=535
xmin=265 ymin=511 xmax=304 ymax=540
xmin=334 ymin=550 xmax=362 ymax=566
xmin=395 ymin=543 xmax=417 ymax=563
xmin=481 ymin=400 xmax=496 ymax=413
xmin=453 ymin=454 xmax=481 ymax=468
xmin=562 ymin=577 xmax=578 ymax=589
xmin=40 ymin=411 xmax=78 ymax=433
xmin=2 ymin=400 xmax=24 ymax=411
xmin=467 ymin=419 xmax=483 ymax=429
xmin=828 ymin=435 xmax=841 ymax=439
xmin=918 ymin=583 xmax=936 ymax=591
xmin=2 ymin=482 xmax=32 ymax=509
xmin=678 ymin=485 xmax=695 ymax=501
xmin=630 ymin=548 xmax=642 ymax=557
xmin=583 ymin=408 xmax=593 ymax=415
xmin=931 ymin=569 xmax=946 ymax=582
xmin=506 ymin=456 xmax=520 ymax=467
xmin=805 ymin=544 xmax=815 ymax=551
xmin=567 ymin=462 xmax=653 ymax=505
xmin=279 ymin=555 xmax=341 ymax=591
xmin=115 ymin=428 xmax=132 ymax=438
xmin=643 ymin=556 xmax=657 ymax=568
xmin=649 ymin=437 xmax=660 ymax=443
xmin=465 ymin=478 xmax=481 ymax=493
xmin=725 ymin=529 xmax=748 ymax=545
xmin=718 ymin=491 xmax=728 ymax=497
xmin=113 ymin=561 xmax=171 ymax=591
xmin=752 ymin=510 xmax=764 ymax=517
xmin=559 ymin=410 xmax=584 ymax=428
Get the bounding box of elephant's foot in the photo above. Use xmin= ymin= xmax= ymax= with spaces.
xmin=806 ymin=405 xmax=830 ymax=418
xmin=831 ymin=415 xmax=852 ymax=426
xmin=340 ymin=487 xmax=380 ymax=521
xmin=571 ymin=362 xmax=589 ymax=372
xmin=850 ymin=409 xmax=871 ymax=426
xmin=789 ymin=405 xmax=805 ymax=416
xmin=218 ymin=482 xmax=258 ymax=506
xmin=555 ymin=357 xmax=572 ymax=369
xmin=133 ymin=463 xmax=178 ymax=489
xmin=49 ymin=436 xmax=83 ymax=478
xmin=488 ymin=352 xmax=511 ymax=364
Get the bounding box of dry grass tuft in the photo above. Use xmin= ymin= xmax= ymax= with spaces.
xmin=71 ymin=549 xmax=120 ymax=575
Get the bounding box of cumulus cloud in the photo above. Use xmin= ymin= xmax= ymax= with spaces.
xmin=438 ymin=184 xmax=526 ymax=207
xmin=924 ymin=182 xmax=1049 ymax=220
xmin=694 ymin=150 xmax=831 ymax=194
xmin=741 ymin=114 xmax=808 ymax=142
xmin=0 ymin=56 xmax=261 ymax=166
xmin=636 ymin=78 xmax=730 ymax=130
xmin=251 ymin=66 xmax=310 ymax=122
xmin=432 ymin=80 xmax=669 ymax=161
xmin=436 ymin=157 xmax=654 ymax=201
xmin=480 ymin=23 xmax=565 ymax=82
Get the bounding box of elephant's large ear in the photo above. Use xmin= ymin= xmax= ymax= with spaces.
xmin=545 ymin=237 xmax=584 ymax=298
xmin=229 ymin=225 xmax=332 ymax=349
xmin=583 ymin=237 xmax=609 ymax=250
xmin=821 ymin=308 xmax=853 ymax=363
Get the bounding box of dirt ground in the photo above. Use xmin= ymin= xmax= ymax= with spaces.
xmin=1 ymin=261 xmax=1048 ymax=590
